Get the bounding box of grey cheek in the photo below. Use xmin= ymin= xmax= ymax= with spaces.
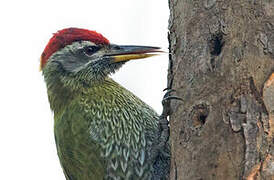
xmin=60 ymin=57 xmax=89 ymax=73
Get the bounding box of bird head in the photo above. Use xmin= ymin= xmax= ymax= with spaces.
xmin=41 ymin=28 xmax=161 ymax=89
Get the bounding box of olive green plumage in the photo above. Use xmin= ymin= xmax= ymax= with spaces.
xmin=41 ymin=28 xmax=170 ymax=180
xmin=48 ymin=77 xmax=169 ymax=179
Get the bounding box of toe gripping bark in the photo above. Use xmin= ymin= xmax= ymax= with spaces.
xmin=150 ymin=89 xmax=182 ymax=179
xmin=158 ymin=89 xmax=182 ymax=148
xmin=149 ymin=88 xmax=182 ymax=162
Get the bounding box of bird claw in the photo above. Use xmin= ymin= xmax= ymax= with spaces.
xmin=161 ymin=88 xmax=182 ymax=116
xmin=163 ymin=87 xmax=175 ymax=93
xmin=151 ymin=88 xmax=182 ymax=163
xmin=157 ymin=88 xmax=182 ymax=147
xmin=162 ymin=96 xmax=183 ymax=105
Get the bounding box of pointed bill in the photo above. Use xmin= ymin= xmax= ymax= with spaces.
xmin=107 ymin=45 xmax=163 ymax=63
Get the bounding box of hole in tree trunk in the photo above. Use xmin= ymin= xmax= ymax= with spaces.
xmin=199 ymin=114 xmax=207 ymax=124
xmin=209 ymin=33 xmax=224 ymax=56
xmin=191 ymin=103 xmax=210 ymax=128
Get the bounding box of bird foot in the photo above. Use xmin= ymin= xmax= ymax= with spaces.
xmin=158 ymin=88 xmax=182 ymax=148
xmin=161 ymin=88 xmax=182 ymax=118
xmin=149 ymin=88 xmax=182 ymax=164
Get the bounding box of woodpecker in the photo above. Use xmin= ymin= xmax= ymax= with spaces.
xmin=41 ymin=28 xmax=171 ymax=180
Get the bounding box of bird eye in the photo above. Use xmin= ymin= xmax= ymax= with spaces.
xmin=83 ymin=46 xmax=100 ymax=56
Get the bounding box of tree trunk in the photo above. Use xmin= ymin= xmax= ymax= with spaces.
xmin=168 ymin=1 xmax=274 ymax=179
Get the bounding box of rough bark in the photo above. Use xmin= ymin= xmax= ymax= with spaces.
xmin=168 ymin=1 xmax=274 ymax=179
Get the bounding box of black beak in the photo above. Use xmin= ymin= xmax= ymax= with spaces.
xmin=106 ymin=45 xmax=163 ymax=63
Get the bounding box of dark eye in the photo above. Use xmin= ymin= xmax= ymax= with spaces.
xmin=83 ymin=46 xmax=100 ymax=56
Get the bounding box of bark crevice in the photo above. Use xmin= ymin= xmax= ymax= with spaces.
xmin=168 ymin=0 xmax=274 ymax=179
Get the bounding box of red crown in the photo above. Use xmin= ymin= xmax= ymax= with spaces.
xmin=40 ymin=28 xmax=109 ymax=69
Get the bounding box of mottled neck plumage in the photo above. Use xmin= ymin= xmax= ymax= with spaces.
xmin=44 ymin=66 xmax=118 ymax=117
xmin=46 ymin=77 xmax=76 ymax=115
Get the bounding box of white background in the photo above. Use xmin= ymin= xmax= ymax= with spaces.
xmin=0 ymin=0 xmax=169 ymax=179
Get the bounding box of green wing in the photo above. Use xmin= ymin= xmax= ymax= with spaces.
xmin=54 ymin=102 xmax=106 ymax=180
xmin=54 ymin=78 xmax=162 ymax=179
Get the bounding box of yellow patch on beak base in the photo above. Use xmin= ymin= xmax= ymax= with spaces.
xmin=112 ymin=54 xmax=158 ymax=63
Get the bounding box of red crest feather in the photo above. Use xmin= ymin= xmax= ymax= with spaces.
xmin=40 ymin=28 xmax=110 ymax=70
